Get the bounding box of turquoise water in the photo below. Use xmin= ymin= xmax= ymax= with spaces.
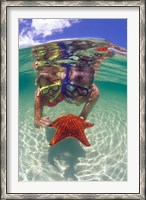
xmin=19 ymin=47 xmax=127 ymax=181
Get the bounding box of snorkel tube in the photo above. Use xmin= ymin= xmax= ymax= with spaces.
xmin=61 ymin=63 xmax=74 ymax=99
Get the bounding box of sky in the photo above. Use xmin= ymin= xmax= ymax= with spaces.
xmin=19 ymin=19 xmax=127 ymax=49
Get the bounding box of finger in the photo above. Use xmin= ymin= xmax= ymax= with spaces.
xmin=39 ymin=120 xmax=47 ymax=127
xmin=41 ymin=117 xmax=50 ymax=124
xmin=43 ymin=116 xmax=50 ymax=120
xmin=43 ymin=118 xmax=50 ymax=124
xmin=44 ymin=118 xmax=50 ymax=123
xmin=40 ymin=119 xmax=50 ymax=126
xmin=44 ymin=117 xmax=51 ymax=123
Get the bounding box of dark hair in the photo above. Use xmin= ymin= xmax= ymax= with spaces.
xmin=36 ymin=66 xmax=63 ymax=86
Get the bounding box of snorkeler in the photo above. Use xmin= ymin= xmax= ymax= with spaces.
xmin=32 ymin=38 xmax=124 ymax=128
xmin=34 ymin=64 xmax=100 ymax=128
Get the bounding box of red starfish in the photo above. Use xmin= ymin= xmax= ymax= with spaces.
xmin=48 ymin=114 xmax=94 ymax=147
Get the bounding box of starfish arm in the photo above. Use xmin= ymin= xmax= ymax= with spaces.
xmin=74 ymin=132 xmax=91 ymax=147
xmin=49 ymin=130 xmax=70 ymax=146
xmin=84 ymin=121 xmax=94 ymax=128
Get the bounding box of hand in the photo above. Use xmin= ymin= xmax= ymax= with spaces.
xmin=34 ymin=117 xmax=51 ymax=129
xmin=39 ymin=116 xmax=51 ymax=127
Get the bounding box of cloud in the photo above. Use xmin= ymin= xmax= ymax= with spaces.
xmin=19 ymin=33 xmax=42 ymax=49
xmin=19 ymin=19 xmax=80 ymax=48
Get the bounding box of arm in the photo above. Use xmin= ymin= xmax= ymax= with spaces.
xmin=79 ymin=83 xmax=100 ymax=120
xmin=34 ymin=90 xmax=50 ymax=128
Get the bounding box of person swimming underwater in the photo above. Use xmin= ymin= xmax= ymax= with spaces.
xmin=34 ymin=64 xmax=100 ymax=128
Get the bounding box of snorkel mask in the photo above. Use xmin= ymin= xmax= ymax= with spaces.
xmin=36 ymin=72 xmax=61 ymax=102
xmin=39 ymin=80 xmax=61 ymax=96
xmin=63 ymin=82 xmax=89 ymax=98
xmin=61 ymin=64 xmax=92 ymax=99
